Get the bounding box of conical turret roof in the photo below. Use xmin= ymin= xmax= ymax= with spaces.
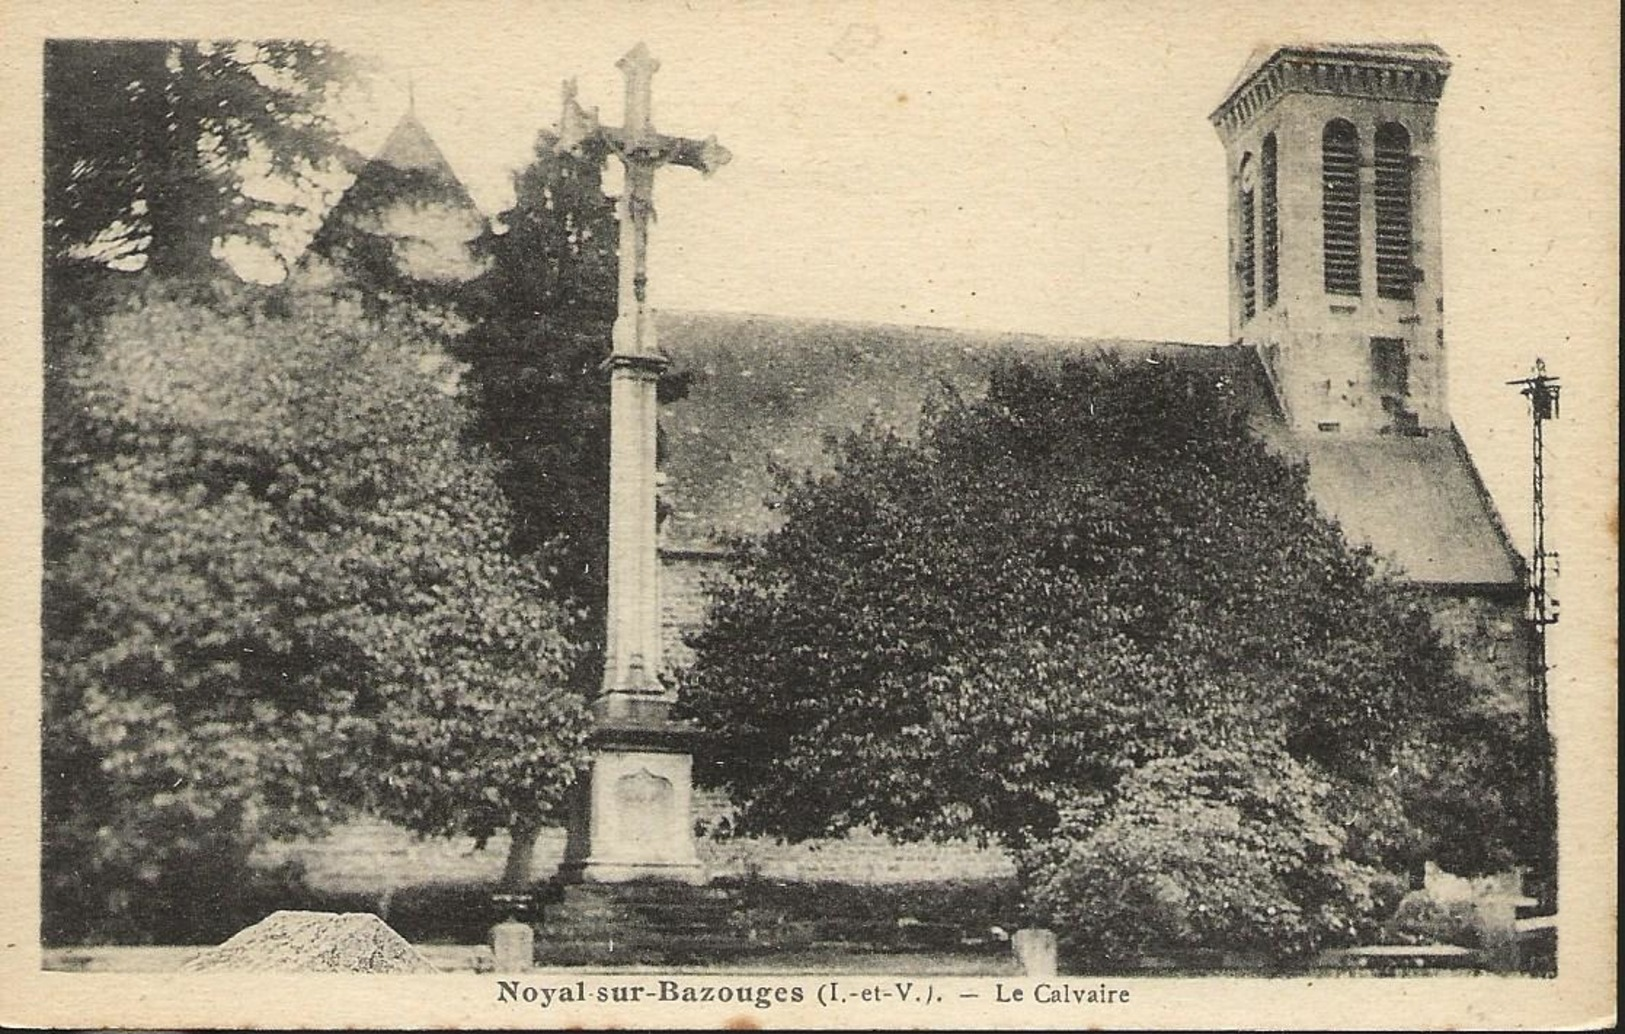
xmin=301 ymin=104 xmax=488 ymax=286
xmin=374 ymin=109 xmax=464 ymax=181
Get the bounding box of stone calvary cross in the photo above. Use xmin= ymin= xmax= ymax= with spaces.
xmin=554 ymin=44 xmax=729 ymax=885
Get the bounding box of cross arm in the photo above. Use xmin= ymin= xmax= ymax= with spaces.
xmin=555 ymin=78 xmax=730 ymax=177
xmin=614 ymin=131 xmax=731 ymax=177
xmin=659 ymin=133 xmax=732 ymax=177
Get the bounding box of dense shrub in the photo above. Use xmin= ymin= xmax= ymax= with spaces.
xmin=1026 ymin=748 xmax=1407 ymax=967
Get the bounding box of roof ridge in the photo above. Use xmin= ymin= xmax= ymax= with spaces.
xmin=659 ymin=308 xmax=1227 ymax=352
xmin=1444 ymin=422 xmax=1529 ymax=578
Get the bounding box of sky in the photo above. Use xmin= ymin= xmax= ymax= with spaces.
xmin=6 ymin=0 xmax=1618 ymax=776
xmin=318 ymin=1 xmax=1617 ymax=667
xmin=311 ymin=8 xmax=1615 ymax=446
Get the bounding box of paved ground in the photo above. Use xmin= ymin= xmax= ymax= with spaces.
xmin=41 ymin=944 xmax=1022 ymax=975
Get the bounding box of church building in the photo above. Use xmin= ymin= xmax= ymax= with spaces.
xmin=268 ymin=41 xmax=1534 ymax=892
xmin=657 ymin=42 xmax=1527 ymax=720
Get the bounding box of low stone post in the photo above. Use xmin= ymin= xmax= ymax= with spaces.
xmin=1474 ymin=894 xmax=1536 ymax=972
xmin=490 ymin=920 xmax=535 ymax=972
xmin=1013 ymin=928 xmax=1058 ymax=976
xmin=490 ymin=891 xmax=536 ymax=972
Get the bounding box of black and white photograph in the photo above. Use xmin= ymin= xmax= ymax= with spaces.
xmin=2 ymin=0 xmax=1616 ymax=1028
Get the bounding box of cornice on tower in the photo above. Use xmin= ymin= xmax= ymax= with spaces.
xmin=1210 ymin=43 xmax=1451 ymax=141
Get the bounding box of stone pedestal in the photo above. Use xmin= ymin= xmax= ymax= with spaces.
xmin=558 ymin=697 xmax=705 ymax=885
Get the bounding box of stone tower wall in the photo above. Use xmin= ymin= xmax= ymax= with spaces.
xmin=1216 ymin=49 xmax=1451 ymax=435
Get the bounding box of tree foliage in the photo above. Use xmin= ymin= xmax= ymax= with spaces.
xmin=677 ymin=356 xmax=1531 ymax=958
xmin=469 ymin=130 xmax=619 ymax=332
xmin=43 ymin=39 xmax=351 ymax=278
xmin=1025 ymin=747 xmax=1408 ymax=965
xmin=303 ymin=162 xmax=486 ymax=314
xmin=43 ymin=279 xmax=588 ymax=940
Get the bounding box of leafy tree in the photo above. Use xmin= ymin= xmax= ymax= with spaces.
xmin=469 ymin=130 xmax=619 ymax=333
xmin=677 ymin=356 xmax=1531 ymax=960
xmin=43 ymin=279 xmax=588 ymax=940
xmin=43 ymin=39 xmax=352 ymax=279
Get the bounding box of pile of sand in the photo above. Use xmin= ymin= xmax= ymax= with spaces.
xmin=181 ymin=910 xmax=439 ymax=973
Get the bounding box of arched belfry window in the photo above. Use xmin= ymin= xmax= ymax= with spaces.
xmin=1261 ymin=133 xmax=1280 ymax=308
xmin=1322 ymin=119 xmax=1361 ymax=296
xmin=1374 ymin=122 xmax=1414 ymax=300
xmin=1238 ymin=153 xmax=1257 ymax=321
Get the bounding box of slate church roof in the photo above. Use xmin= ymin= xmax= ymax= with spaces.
xmin=1286 ymin=434 xmax=1522 ymax=589
xmin=654 ymin=310 xmax=1523 ymax=591
xmin=313 ymin=98 xmax=1521 ymax=594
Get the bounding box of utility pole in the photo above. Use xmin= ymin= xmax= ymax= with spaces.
xmin=1507 ymin=359 xmax=1560 ymax=914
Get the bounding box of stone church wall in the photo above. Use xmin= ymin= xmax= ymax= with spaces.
xmin=659 ymin=550 xmax=727 ymax=673
xmin=1424 ymin=590 xmax=1533 ymax=717
xmin=253 ymin=794 xmax=1014 ymax=897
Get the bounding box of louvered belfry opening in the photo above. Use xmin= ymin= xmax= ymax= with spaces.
xmin=1321 ymin=119 xmax=1361 ymax=296
xmin=1374 ymin=122 xmax=1415 ymax=300
xmin=1239 ymin=154 xmax=1257 ymax=321
xmin=1261 ymin=133 xmax=1280 ymax=309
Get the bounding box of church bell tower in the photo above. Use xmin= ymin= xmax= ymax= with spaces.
xmin=1211 ymin=44 xmax=1452 ymax=435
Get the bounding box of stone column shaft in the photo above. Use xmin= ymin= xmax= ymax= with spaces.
xmin=602 ymin=352 xmax=665 ymax=697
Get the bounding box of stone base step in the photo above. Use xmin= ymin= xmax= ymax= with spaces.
xmin=555 ymin=882 xmax=735 ymax=904
xmin=537 ymin=881 xmax=767 ymax=966
xmin=533 ymin=935 xmax=781 ymax=967
xmin=542 ymin=917 xmax=733 ymax=938
xmin=547 ymin=899 xmax=736 ymax=925
xmin=532 ymin=879 xmax=1002 ymax=966
xmin=533 ymin=943 xmax=780 ymax=967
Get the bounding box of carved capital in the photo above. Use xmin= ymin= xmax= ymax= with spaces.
xmin=603 ymin=350 xmax=670 ymax=377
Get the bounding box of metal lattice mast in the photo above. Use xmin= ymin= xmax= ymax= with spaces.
xmin=1508 ymin=359 xmax=1561 ymax=722
xmin=1507 ymin=359 xmax=1560 ymax=915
